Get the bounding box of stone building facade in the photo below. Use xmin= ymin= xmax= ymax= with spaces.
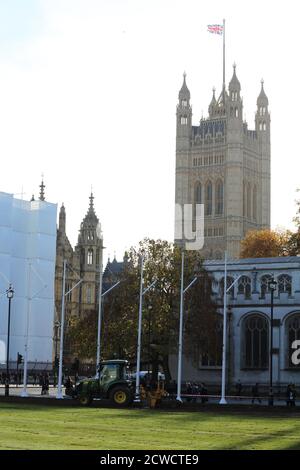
xmin=175 ymin=66 xmax=271 ymax=259
xmin=54 ymin=193 xmax=103 ymax=358
xmin=169 ymin=257 xmax=300 ymax=389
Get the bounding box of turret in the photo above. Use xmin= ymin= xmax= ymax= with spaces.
xmin=208 ymin=88 xmax=217 ymax=117
xmin=176 ymin=72 xmax=192 ymax=149
xmin=59 ymin=203 xmax=66 ymax=234
xmin=255 ymin=79 xmax=270 ymax=137
xmin=228 ymin=64 xmax=243 ymax=121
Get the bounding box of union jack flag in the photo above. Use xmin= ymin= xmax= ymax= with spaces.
xmin=207 ymin=24 xmax=223 ymax=35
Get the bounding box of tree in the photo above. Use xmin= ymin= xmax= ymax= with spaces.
xmin=184 ymin=269 xmax=221 ymax=368
xmin=240 ymin=229 xmax=288 ymax=258
xmin=68 ymin=238 xmax=220 ymax=381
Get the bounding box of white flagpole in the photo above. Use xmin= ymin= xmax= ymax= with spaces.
xmin=223 ymin=19 xmax=225 ymax=90
xmin=220 ymin=251 xmax=228 ymax=404
xmin=56 ymin=259 xmax=66 ymax=399
xmin=135 ymin=255 xmax=144 ymax=402
xmin=96 ymin=254 xmax=104 ymax=377
xmin=21 ymin=261 xmax=31 ymax=397
xmin=176 ymin=249 xmax=185 ymax=402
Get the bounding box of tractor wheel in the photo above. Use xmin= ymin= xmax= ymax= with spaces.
xmin=79 ymin=395 xmax=93 ymax=406
xmin=109 ymin=386 xmax=132 ymax=407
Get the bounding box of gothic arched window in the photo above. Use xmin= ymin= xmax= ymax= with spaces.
xmin=200 ymin=316 xmax=223 ymax=367
xmin=87 ymin=249 xmax=93 ymax=265
xmin=278 ymin=274 xmax=292 ymax=296
xmin=252 ymin=185 xmax=257 ymax=221
xmin=243 ymin=314 xmax=269 ymax=369
xmin=215 ymin=179 xmax=224 ymax=215
xmin=181 ymin=116 xmax=188 ymax=125
xmin=238 ymin=276 xmax=251 ymax=299
xmin=286 ymin=314 xmax=300 ymax=368
xmin=205 ymin=181 xmax=212 ymax=215
xmin=247 ymin=183 xmax=251 ymax=219
xmin=260 ymin=274 xmax=272 ymax=299
xmin=86 ymin=285 xmax=92 ymax=304
xmin=243 ymin=181 xmax=246 ymax=217
xmin=194 ymin=182 xmax=202 ymax=204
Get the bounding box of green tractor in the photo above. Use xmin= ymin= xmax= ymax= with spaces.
xmin=74 ymin=359 xmax=134 ymax=407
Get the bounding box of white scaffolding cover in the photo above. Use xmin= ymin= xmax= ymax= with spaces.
xmin=0 ymin=192 xmax=57 ymax=364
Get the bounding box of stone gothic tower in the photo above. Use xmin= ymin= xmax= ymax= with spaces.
xmin=175 ymin=66 xmax=271 ymax=259
xmin=75 ymin=193 xmax=103 ymax=315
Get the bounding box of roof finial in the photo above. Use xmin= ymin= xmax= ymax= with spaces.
xmin=261 ymin=78 xmax=264 ymax=88
xmin=183 ymin=71 xmax=186 ymax=80
xmin=89 ymin=191 xmax=94 ymax=209
xmin=39 ymin=175 xmax=45 ymax=201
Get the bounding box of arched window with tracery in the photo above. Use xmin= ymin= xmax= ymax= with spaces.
xmin=193 ymin=182 xmax=202 ymax=230
xmin=200 ymin=316 xmax=223 ymax=367
xmin=243 ymin=180 xmax=246 ymax=217
xmin=243 ymin=314 xmax=269 ymax=369
xmin=86 ymin=284 xmax=92 ymax=304
xmin=260 ymin=274 xmax=272 ymax=299
xmin=205 ymin=180 xmax=212 ymax=215
xmin=215 ymin=179 xmax=223 ymax=215
xmin=253 ymin=185 xmax=257 ymax=221
xmin=87 ymin=248 xmax=93 ymax=265
xmin=286 ymin=314 xmax=300 ymax=368
xmin=238 ymin=276 xmax=252 ymax=299
xmin=247 ymin=183 xmax=251 ymax=219
xmin=194 ymin=181 xmax=202 ymax=204
xmin=278 ymin=274 xmax=292 ymax=296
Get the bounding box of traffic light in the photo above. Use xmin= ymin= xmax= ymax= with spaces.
xmin=17 ymin=353 xmax=23 ymax=365
xmin=54 ymin=356 xmax=59 ymax=368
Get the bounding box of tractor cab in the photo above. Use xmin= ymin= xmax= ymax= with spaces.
xmin=75 ymin=359 xmax=134 ymax=406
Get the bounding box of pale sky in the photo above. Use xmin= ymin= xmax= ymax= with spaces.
xmin=0 ymin=0 xmax=299 ymax=262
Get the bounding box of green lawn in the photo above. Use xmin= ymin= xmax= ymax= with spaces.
xmin=0 ymin=403 xmax=300 ymax=450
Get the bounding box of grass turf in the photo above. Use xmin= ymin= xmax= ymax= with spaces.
xmin=0 ymin=403 xmax=300 ymax=450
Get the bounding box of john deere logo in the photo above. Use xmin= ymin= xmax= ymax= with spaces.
xmin=291 ymin=340 xmax=300 ymax=365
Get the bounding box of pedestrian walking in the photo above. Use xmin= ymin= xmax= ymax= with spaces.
xmin=236 ymin=380 xmax=242 ymax=399
xmin=200 ymin=382 xmax=208 ymax=404
xmin=251 ymin=383 xmax=261 ymax=404
xmin=286 ymin=383 xmax=296 ymax=407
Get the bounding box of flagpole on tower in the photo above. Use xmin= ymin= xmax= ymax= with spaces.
xmin=223 ymin=18 xmax=226 ymax=104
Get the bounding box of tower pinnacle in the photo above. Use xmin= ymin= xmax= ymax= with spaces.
xmin=39 ymin=178 xmax=45 ymax=201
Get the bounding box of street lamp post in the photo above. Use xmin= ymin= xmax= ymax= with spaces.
xmin=268 ymin=277 xmax=277 ymax=406
xmin=5 ymin=285 xmax=14 ymax=397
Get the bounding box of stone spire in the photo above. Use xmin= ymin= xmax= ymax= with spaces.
xmin=229 ymin=63 xmax=241 ymax=93
xmin=257 ymin=79 xmax=269 ymax=107
xmin=59 ymin=203 xmax=66 ymax=233
xmin=178 ymin=72 xmax=191 ymax=101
